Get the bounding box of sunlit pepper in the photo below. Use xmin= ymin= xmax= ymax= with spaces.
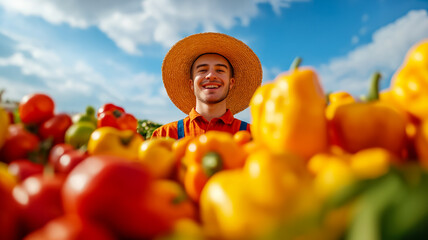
xmin=97 ymin=103 xmax=138 ymax=131
xmin=138 ymin=137 xmax=175 ymax=178
xmin=390 ymin=39 xmax=428 ymax=120
xmin=0 ymin=106 xmax=10 ymax=149
xmin=183 ymin=131 xmax=246 ymax=202
xmin=329 ymin=73 xmax=407 ymax=157
xmin=243 ymin=149 xmax=310 ymax=209
xmin=326 ymin=91 xmax=356 ymax=120
xmin=349 ymin=148 xmax=395 ymax=179
xmin=200 ymin=169 xmax=276 ymax=240
xmin=250 ymin=58 xmax=328 ymax=159
xmin=87 ymin=127 xmax=143 ymax=161
xmin=172 ymin=136 xmax=195 ymax=183
xmin=0 ymin=162 xmax=16 ymax=190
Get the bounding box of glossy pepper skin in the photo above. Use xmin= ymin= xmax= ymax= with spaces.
xmin=183 ymin=131 xmax=246 ymax=202
xmin=200 ymin=169 xmax=275 ymax=240
xmin=243 ymin=149 xmax=310 ymax=209
xmin=200 ymin=151 xmax=317 ymax=240
xmin=138 ymin=138 xmax=176 ymax=179
xmin=390 ymin=39 xmax=428 ymax=120
xmin=329 ymin=73 xmax=407 ymax=157
xmin=87 ymin=127 xmax=143 ymax=161
xmin=250 ymin=58 xmax=328 ymax=159
xmin=97 ymin=103 xmax=138 ymax=131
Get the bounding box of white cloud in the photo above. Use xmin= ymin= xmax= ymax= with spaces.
xmin=319 ymin=9 xmax=428 ymax=95
xmin=0 ymin=0 xmax=305 ymax=55
xmin=0 ymin=32 xmax=169 ymax=118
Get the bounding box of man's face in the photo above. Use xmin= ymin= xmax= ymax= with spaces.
xmin=190 ymin=53 xmax=235 ymax=105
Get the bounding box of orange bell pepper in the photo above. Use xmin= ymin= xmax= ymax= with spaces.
xmin=329 ymin=73 xmax=407 ymax=157
xmin=183 ymin=131 xmax=246 ymax=202
xmin=326 ymin=91 xmax=356 ymax=120
xmin=250 ymin=57 xmax=328 ymax=159
xmin=172 ymin=136 xmax=195 ymax=184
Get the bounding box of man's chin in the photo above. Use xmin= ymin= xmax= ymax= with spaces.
xmin=199 ymin=96 xmax=228 ymax=105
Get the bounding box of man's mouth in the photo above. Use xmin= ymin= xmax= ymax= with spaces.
xmin=203 ymin=84 xmax=220 ymax=89
xmin=202 ymin=82 xmax=222 ymax=89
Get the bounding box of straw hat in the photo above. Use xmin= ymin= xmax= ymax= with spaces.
xmin=162 ymin=32 xmax=263 ymax=115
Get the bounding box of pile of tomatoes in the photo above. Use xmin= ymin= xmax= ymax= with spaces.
xmin=0 ymin=94 xmax=200 ymax=240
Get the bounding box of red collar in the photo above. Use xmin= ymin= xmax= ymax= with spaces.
xmin=189 ymin=108 xmax=234 ymax=124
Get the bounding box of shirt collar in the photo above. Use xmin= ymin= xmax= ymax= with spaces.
xmin=189 ymin=108 xmax=235 ymax=124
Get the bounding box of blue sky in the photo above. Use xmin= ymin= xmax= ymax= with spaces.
xmin=0 ymin=0 xmax=427 ymax=124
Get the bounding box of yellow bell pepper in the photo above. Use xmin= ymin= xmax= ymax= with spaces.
xmin=349 ymin=148 xmax=394 ymax=180
xmin=390 ymin=39 xmax=428 ymax=120
xmin=201 ymin=151 xmax=321 ymax=240
xmin=250 ymin=57 xmax=328 ymax=159
xmin=329 ymin=73 xmax=407 ymax=157
xmin=0 ymin=106 xmax=10 ymax=149
xmin=404 ymin=39 xmax=428 ymax=69
xmin=390 ymin=65 xmax=428 ymax=121
xmin=308 ymin=151 xmax=355 ymax=199
xmin=200 ymin=169 xmax=277 ymax=240
xmin=243 ymin=149 xmax=309 ymax=209
xmin=87 ymin=126 xmax=143 ymax=160
xmin=0 ymin=162 xmax=16 ymax=190
xmin=138 ymin=137 xmax=175 ymax=178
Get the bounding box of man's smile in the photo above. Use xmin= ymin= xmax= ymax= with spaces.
xmin=202 ymin=82 xmax=222 ymax=89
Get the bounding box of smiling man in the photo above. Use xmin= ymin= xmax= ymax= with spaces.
xmin=151 ymin=32 xmax=263 ymax=139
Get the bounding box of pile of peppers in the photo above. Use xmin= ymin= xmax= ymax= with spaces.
xmin=0 ymin=39 xmax=428 ymax=240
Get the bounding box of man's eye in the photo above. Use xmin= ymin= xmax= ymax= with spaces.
xmin=217 ymin=69 xmax=225 ymax=73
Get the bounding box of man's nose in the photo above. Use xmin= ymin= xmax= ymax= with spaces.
xmin=205 ymin=70 xmax=217 ymax=80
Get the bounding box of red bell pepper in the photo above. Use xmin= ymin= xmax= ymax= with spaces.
xmin=97 ymin=103 xmax=138 ymax=131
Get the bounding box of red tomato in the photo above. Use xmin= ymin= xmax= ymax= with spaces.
xmin=0 ymin=124 xmax=40 ymax=163
xmin=48 ymin=143 xmax=74 ymax=168
xmin=19 ymin=93 xmax=55 ymax=125
xmin=8 ymin=159 xmax=44 ymax=182
xmin=96 ymin=103 xmax=124 ymax=118
xmin=23 ymin=214 xmax=115 ymax=240
xmin=39 ymin=113 xmax=73 ymax=145
xmin=0 ymin=181 xmax=19 ymax=240
xmin=56 ymin=150 xmax=87 ymax=175
xmin=12 ymin=174 xmax=65 ymax=235
xmin=62 ymin=155 xmax=162 ymax=239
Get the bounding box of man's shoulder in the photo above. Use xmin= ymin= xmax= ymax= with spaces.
xmin=153 ymin=121 xmax=179 ymax=133
xmin=151 ymin=120 xmax=180 ymax=139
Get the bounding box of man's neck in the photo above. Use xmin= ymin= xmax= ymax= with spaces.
xmin=195 ymin=101 xmax=227 ymax=122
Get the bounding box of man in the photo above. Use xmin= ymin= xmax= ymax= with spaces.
xmin=151 ymin=32 xmax=262 ymax=139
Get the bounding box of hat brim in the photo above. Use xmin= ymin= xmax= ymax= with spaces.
xmin=162 ymin=32 xmax=263 ymax=115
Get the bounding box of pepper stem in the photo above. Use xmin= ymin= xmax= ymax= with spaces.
xmin=202 ymin=151 xmax=223 ymax=177
xmin=120 ymin=135 xmax=133 ymax=146
xmin=290 ymin=57 xmax=302 ymax=71
xmin=366 ymin=72 xmax=382 ymax=102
